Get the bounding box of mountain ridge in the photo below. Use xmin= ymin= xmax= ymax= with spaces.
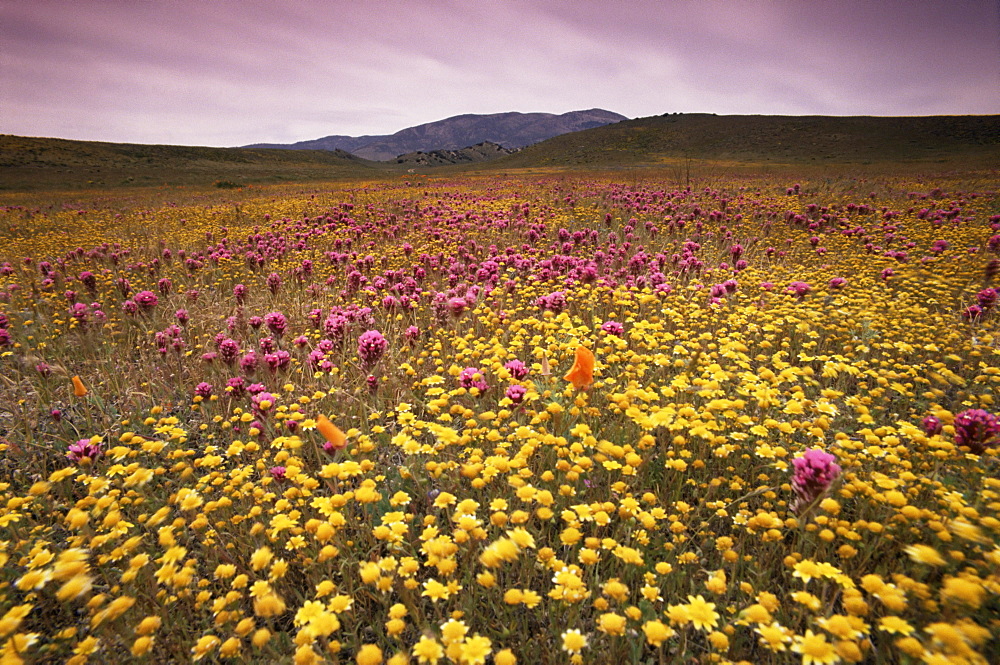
xmin=245 ymin=109 xmax=627 ymax=161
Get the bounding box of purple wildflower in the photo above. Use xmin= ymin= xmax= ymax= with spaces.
xmin=133 ymin=290 xmax=158 ymax=311
xmin=266 ymin=272 xmax=281 ymax=295
xmin=251 ymin=391 xmax=277 ymax=417
xmin=504 ymin=359 xmax=529 ymax=380
xmin=537 ymin=291 xmax=567 ymax=314
xmin=219 ymin=338 xmax=240 ymax=364
xmin=791 ymin=448 xmax=841 ymax=514
xmin=240 ymin=352 xmax=258 ymax=374
xmin=67 ymin=438 xmax=102 ymax=465
xmin=976 ymin=288 xmax=997 ymax=309
xmin=357 ymin=330 xmax=388 ymax=367
xmin=787 ymin=281 xmax=812 ymax=298
xmin=264 ymin=311 xmax=287 ymax=337
xmin=601 ymin=321 xmax=625 ymax=337
xmin=264 ymin=350 xmax=291 ymax=372
xmin=962 ymin=305 xmax=983 ymax=321
xmin=458 ymin=367 xmax=489 ymax=393
xmin=922 ymin=415 xmax=942 ymax=436
xmin=447 ymin=297 xmax=468 ymax=317
xmin=505 ymin=384 xmax=527 ymax=405
xmin=79 ymin=271 xmax=97 ymax=292
xmin=953 ymin=409 xmax=1000 ymax=454
xmin=226 ymin=376 xmax=246 ymax=398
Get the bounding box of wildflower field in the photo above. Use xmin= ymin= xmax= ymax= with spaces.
xmin=0 ymin=170 xmax=998 ymax=664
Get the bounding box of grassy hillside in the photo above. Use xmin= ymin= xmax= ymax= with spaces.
xmin=0 ymin=135 xmax=380 ymax=190
xmin=486 ymin=113 xmax=1000 ymax=170
xmin=4 ymin=114 xmax=998 ymax=190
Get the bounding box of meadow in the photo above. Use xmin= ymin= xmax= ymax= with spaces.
xmin=0 ymin=169 xmax=998 ymax=664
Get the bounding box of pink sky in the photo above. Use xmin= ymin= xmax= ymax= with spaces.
xmin=2 ymin=0 xmax=998 ymax=146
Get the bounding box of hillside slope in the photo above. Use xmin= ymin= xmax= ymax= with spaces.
xmin=488 ymin=113 xmax=1000 ymax=169
xmin=391 ymin=141 xmax=514 ymax=167
xmin=0 ymin=135 xmax=378 ymax=190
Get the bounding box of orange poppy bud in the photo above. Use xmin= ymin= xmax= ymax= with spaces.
xmin=316 ymin=414 xmax=347 ymax=451
xmin=563 ymin=346 xmax=595 ymax=390
xmin=71 ymin=375 xmax=88 ymax=397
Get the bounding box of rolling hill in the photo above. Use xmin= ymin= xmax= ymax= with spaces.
xmin=0 ymin=135 xmax=377 ymax=190
xmin=3 ymin=113 xmax=998 ymax=191
xmin=487 ymin=113 xmax=1000 ymax=169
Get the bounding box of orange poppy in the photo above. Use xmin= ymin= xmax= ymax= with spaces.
xmin=563 ymin=346 xmax=595 ymax=390
xmin=316 ymin=414 xmax=347 ymax=450
xmin=71 ymin=375 xmax=88 ymax=397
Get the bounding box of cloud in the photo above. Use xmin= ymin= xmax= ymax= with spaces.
xmin=1 ymin=0 xmax=997 ymax=145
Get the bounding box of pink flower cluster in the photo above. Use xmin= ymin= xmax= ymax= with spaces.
xmin=67 ymin=438 xmax=102 ymax=465
xmin=504 ymin=360 xmax=529 ymax=380
xmin=505 ymin=384 xmax=527 ymax=405
xmin=953 ymin=409 xmax=1000 ymax=454
xmin=357 ymin=329 xmax=388 ymax=367
xmin=251 ymin=391 xmax=277 ymax=417
xmin=601 ymin=321 xmax=625 ymax=337
xmin=962 ymin=288 xmax=998 ymax=322
xmin=791 ymin=448 xmax=841 ymax=514
xmin=133 ymin=290 xmax=158 ymax=311
xmin=787 ymin=281 xmax=812 ymax=298
xmin=458 ymin=367 xmax=489 ymax=393
xmin=536 ymin=291 xmax=567 ymax=313
xmin=264 ymin=311 xmax=287 ymax=337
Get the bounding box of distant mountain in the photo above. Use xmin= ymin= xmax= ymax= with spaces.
xmin=246 ymin=109 xmax=626 ymax=161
